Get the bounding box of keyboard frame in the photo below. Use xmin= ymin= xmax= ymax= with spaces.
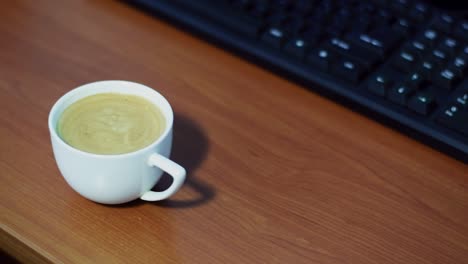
xmin=128 ymin=0 xmax=468 ymax=163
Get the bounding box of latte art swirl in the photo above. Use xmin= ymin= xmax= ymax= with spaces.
xmin=58 ymin=93 xmax=165 ymax=154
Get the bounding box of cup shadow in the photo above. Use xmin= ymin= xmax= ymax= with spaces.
xmin=108 ymin=113 xmax=214 ymax=208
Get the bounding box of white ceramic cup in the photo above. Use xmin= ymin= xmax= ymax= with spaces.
xmin=48 ymin=80 xmax=186 ymax=204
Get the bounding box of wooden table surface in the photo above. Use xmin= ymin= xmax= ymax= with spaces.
xmin=1 ymin=1 xmax=468 ymax=263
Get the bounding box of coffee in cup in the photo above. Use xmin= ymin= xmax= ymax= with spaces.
xmin=58 ymin=93 xmax=166 ymax=155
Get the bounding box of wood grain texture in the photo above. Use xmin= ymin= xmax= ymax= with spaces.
xmin=1 ymin=1 xmax=467 ymax=263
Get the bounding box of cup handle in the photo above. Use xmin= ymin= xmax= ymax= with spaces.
xmin=140 ymin=153 xmax=186 ymax=201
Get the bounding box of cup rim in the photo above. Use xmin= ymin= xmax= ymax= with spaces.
xmin=48 ymin=80 xmax=174 ymax=159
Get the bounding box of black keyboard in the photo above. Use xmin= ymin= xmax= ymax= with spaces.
xmin=128 ymin=0 xmax=468 ymax=163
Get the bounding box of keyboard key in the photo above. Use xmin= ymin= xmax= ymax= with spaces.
xmin=332 ymin=58 xmax=365 ymax=84
xmin=354 ymin=2 xmax=377 ymax=15
xmin=406 ymin=72 xmax=427 ymax=89
xmin=335 ymin=8 xmax=352 ymax=21
xmin=267 ymin=12 xmax=289 ymax=26
xmin=388 ymin=83 xmax=415 ymax=105
xmin=409 ymin=2 xmax=431 ymax=22
xmin=391 ymin=0 xmax=410 ymax=14
xmin=356 ymin=12 xmax=372 ymax=24
xmin=372 ymin=0 xmax=388 ymax=5
xmin=326 ymin=23 xmax=347 ymax=37
xmin=437 ymin=104 xmax=468 ymax=136
xmin=326 ymin=37 xmax=351 ymax=51
xmin=262 ymin=27 xmax=288 ymax=48
xmin=421 ymin=29 xmax=439 ymax=47
xmin=408 ymin=92 xmax=436 ymax=115
xmin=432 ymin=13 xmax=456 ymax=31
xmin=430 ymin=49 xmax=449 ymax=67
xmin=454 ymin=20 xmax=468 ymax=41
xmin=419 ymin=60 xmax=437 ymax=79
xmin=456 ymin=92 xmax=468 ymax=109
xmin=432 ymin=49 xmax=447 ymax=59
xmin=393 ymin=50 xmax=417 ymax=72
xmin=367 ymin=74 xmax=393 ymax=96
xmin=301 ymin=27 xmax=323 ymax=43
xmin=373 ymin=9 xmax=393 ymax=29
xmin=392 ymin=17 xmax=412 ymax=36
xmin=284 ymin=38 xmax=309 ymax=59
xmin=307 ymin=48 xmax=335 ymax=71
xmin=350 ymin=19 xmax=371 ymax=34
xmin=270 ymin=0 xmax=293 ymax=11
xmin=354 ymin=13 xmax=372 ymax=31
xmin=282 ymin=17 xmax=304 ymax=35
xmin=325 ymin=37 xmax=379 ymax=68
xmin=460 ymin=46 xmax=468 ymax=60
xmin=451 ymin=57 xmax=467 ymax=77
xmin=438 ymin=37 xmax=459 ymax=56
xmin=348 ymin=29 xmax=401 ymax=57
xmin=305 ymin=11 xmax=328 ymax=25
xmin=405 ymin=39 xmax=428 ymax=57
xmin=315 ymin=1 xmax=334 ymax=15
xmin=292 ymin=0 xmax=314 ymax=13
xmin=435 ymin=68 xmax=460 ymax=90
xmin=232 ymin=0 xmax=252 ymax=10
